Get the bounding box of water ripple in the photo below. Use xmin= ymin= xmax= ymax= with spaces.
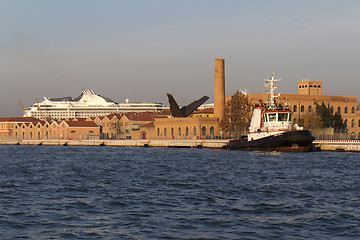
xmin=0 ymin=146 xmax=359 ymax=239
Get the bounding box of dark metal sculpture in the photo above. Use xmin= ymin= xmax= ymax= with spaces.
xmin=167 ymin=93 xmax=209 ymax=117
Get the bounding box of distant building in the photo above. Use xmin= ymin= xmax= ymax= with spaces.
xmin=0 ymin=117 xmax=101 ymax=140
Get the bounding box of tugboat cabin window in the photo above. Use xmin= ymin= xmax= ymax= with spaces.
xmin=262 ymin=114 xmax=268 ymax=122
xmin=278 ymin=113 xmax=288 ymax=121
xmin=268 ymin=113 xmax=277 ymax=122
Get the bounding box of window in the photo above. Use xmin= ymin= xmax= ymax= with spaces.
xmin=210 ymin=127 xmax=214 ymax=136
xmin=71 ymin=130 xmax=76 ymax=133
xmin=171 ymin=127 xmax=174 ymax=136
xmin=185 ymin=127 xmax=189 ymax=137
xmin=164 ymin=128 xmax=167 ymax=137
xmin=352 ymin=107 xmax=355 ymax=114
xmin=268 ymin=113 xmax=276 ymax=122
xmin=201 ymin=127 xmax=206 ymax=136
xmin=89 ymin=131 xmax=94 ymax=133
xmin=193 ymin=127 xmax=196 ymax=136
xmin=300 ymin=106 xmax=304 ymax=112
xmin=278 ymin=113 xmax=288 ymax=121
xmin=293 ymin=105 xmax=297 ymax=112
xmin=351 ymin=119 xmax=355 ymax=128
xmin=308 ymin=106 xmax=312 ymax=112
xmin=345 ymin=107 xmax=348 ymax=114
xmin=330 ymin=106 xmax=334 ymax=114
xmin=344 ymin=119 xmax=348 ymax=127
xmin=337 ymin=107 xmax=341 ymax=113
xmin=262 ymin=113 xmax=268 ymax=122
xmin=178 ymin=127 xmax=181 ymax=136
xmin=157 ymin=128 xmax=160 ymax=137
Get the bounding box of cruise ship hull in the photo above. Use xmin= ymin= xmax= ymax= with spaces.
xmin=227 ymin=130 xmax=314 ymax=152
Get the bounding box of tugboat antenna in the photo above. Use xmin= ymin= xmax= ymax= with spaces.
xmin=264 ymin=73 xmax=281 ymax=110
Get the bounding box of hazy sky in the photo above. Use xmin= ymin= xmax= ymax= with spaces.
xmin=1 ymin=0 xmax=360 ymax=117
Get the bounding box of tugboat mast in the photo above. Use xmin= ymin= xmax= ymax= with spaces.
xmin=264 ymin=73 xmax=281 ymax=110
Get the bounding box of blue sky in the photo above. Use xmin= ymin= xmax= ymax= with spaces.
xmin=1 ymin=0 xmax=360 ymax=117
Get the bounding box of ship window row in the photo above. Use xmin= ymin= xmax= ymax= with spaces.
xmin=262 ymin=113 xmax=292 ymax=122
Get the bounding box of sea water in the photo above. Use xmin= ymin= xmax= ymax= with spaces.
xmin=0 ymin=145 xmax=359 ymax=239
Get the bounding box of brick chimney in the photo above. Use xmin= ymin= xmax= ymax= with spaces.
xmin=214 ymin=59 xmax=225 ymax=121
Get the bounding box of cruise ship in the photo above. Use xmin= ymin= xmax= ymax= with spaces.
xmin=23 ymin=89 xmax=169 ymax=119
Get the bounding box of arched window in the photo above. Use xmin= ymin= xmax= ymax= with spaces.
xmin=178 ymin=127 xmax=181 ymax=136
xmin=293 ymin=105 xmax=297 ymax=112
xmin=352 ymin=107 xmax=355 ymax=114
xmin=351 ymin=119 xmax=355 ymax=128
xmin=185 ymin=127 xmax=189 ymax=136
xmin=164 ymin=128 xmax=167 ymax=137
xmin=344 ymin=119 xmax=348 ymax=127
xmin=171 ymin=127 xmax=174 ymax=136
xmin=337 ymin=107 xmax=341 ymax=113
xmin=308 ymin=106 xmax=312 ymax=112
xmin=193 ymin=127 xmax=196 ymax=136
xmin=345 ymin=107 xmax=348 ymax=114
xmin=330 ymin=106 xmax=334 ymax=114
xmin=300 ymin=105 xmax=304 ymax=112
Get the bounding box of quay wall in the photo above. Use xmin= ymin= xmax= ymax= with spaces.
xmin=3 ymin=139 xmax=360 ymax=151
xmin=313 ymin=140 xmax=360 ymax=152
xmin=0 ymin=139 xmax=229 ymax=149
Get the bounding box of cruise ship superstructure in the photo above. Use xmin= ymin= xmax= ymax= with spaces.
xmin=24 ymin=89 xmax=169 ymax=119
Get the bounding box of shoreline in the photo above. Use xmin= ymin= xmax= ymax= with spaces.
xmin=2 ymin=139 xmax=360 ymax=152
xmin=0 ymin=139 xmax=229 ymax=149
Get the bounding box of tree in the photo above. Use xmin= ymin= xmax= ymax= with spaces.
xmin=110 ymin=120 xmax=122 ymax=139
xmin=300 ymin=102 xmax=346 ymax=132
xmin=300 ymin=113 xmax=322 ymax=130
xmin=219 ymin=90 xmax=252 ymax=138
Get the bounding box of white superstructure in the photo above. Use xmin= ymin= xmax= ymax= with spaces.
xmin=24 ymin=89 xmax=169 ymax=119
xmin=248 ymin=73 xmax=302 ymax=141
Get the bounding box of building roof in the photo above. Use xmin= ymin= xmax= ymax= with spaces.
xmin=140 ymin=122 xmax=155 ymax=128
xmin=65 ymin=121 xmax=100 ymax=127
xmin=0 ymin=117 xmax=40 ymax=122
xmin=193 ymin=108 xmax=214 ymax=114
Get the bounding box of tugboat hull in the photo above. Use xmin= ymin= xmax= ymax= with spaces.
xmin=228 ymin=130 xmax=314 ymax=152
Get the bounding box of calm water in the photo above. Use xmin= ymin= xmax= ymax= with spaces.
xmin=0 ymin=145 xmax=359 ymax=239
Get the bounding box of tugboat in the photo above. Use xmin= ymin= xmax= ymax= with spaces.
xmin=228 ymin=73 xmax=314 ymax=151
